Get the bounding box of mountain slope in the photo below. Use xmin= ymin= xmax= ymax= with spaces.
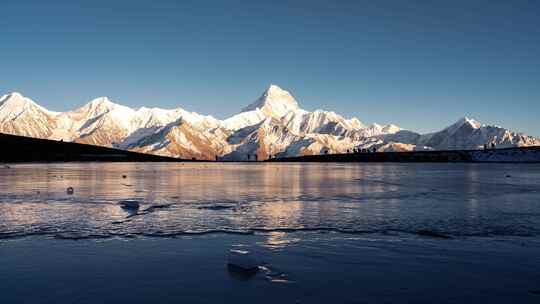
xmin=119 ymin=118 xmax=231 ymax=160
xmin=0 ymin=92 xmax=57 ymax=138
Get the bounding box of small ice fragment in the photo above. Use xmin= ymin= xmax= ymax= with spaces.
xmin=143 ymin=203 xmax=172 ymax=213
xmin=119 ymin=200 xmax=140 ymax=210
xmin=259 ymin=265 xmax=294 ymax=283
xmin=416 ymin=229 xmax=451 ymax=239
xmin=198 ymin=205 xmax=234 ymax=210
xmin=66 ymin=187 xmax=74 ymax=195
xmin=227 ymin=249 xmax=259 ymax=273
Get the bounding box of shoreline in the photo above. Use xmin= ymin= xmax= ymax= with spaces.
xmin=267 ymin=146 xmax=540 ymax=163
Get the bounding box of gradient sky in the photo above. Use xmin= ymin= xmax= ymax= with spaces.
xmin=2 ymin=0 xmax=539 ymax=136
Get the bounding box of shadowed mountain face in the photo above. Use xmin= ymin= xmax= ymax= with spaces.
xmin=0 ymin=86 xmax=539 ymax=160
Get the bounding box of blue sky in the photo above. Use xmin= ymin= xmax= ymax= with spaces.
xmin=1 ymin=0 xmax=539 ymax=135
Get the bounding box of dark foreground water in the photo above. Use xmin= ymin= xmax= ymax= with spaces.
xmin=1 ymin=163 xmax=540 ymax=303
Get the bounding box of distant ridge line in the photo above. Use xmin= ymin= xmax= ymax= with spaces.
xmin=265 ymin=146 xmax=540 ymax=163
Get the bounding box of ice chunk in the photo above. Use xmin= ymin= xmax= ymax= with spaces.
xmin=416 ymin=229 xmax=451 ymax=239
xmin=227 ymin=249 xmax=259 ymax=273
xmin=259 ymin=265 xmax=294 ymax=284
xmin=66 ymin=187 xmax=74 ymax=195
xmin=118 ymin=200 xmax=140 ymax=211
xmin=198 ymin=205 xmax=235 ymax=210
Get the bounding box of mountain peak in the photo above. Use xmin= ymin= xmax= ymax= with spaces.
xmin=88 ymin=96 xmax=115 ymax=107
xmin=0 ymin=92 xmax=55 ymax=119
xmin=5 ymin=91 xmax=24 ymax=99
xmin=0 ymin=91 xmax=44 ymax=110
xmin=76 ymin=96 xmax=136 ymax=123
xmin=266 ymin=84 xmax=286 ymax=94
xmin=84 ymin=96 xmax=126 ymax=113
xmin=457 ymin=116 xmax=481 ymax=129
xmin=241 ymin=84 xmax=300 ymax=118
xmin=1 ymin=92 xmax=29 ymax=105
xmin=444 ymin=117 xmax=482 ymax=134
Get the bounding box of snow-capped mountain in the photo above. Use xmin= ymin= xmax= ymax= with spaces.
xmin=0 ymin=85 xmax=538 ymax=160
xmin=0 ymin=92 xmax=58 ymax=138
xmin=380 ymin=117 xmax=540 ymax=151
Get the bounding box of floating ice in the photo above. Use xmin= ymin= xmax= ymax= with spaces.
xmin=143 ymin=203 xmax=172 ymax=213
xmin=119 ymin=200 xmax=140 ymax=211
xmin=227 ymin=249 xmax=259 ymax=273
xmin=198 ymin=205 xmax=235 ymax=210
xmin=416 ymin=229 xmax=452 ymax=239
xmin=66 ymin=187 xmax=74 ymax=195
xmin=259 ymin=265 xmax=295 ymax=284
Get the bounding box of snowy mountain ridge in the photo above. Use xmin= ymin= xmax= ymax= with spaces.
xmin=0 ymin=85 xmax=538 ymax=160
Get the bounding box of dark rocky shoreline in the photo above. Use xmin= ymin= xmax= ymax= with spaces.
xmin=267 ymin=146 xmax=540 ymax=163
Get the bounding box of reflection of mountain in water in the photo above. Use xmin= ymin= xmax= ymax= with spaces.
xmin=1 ymin=163 xmax=540 ymax=239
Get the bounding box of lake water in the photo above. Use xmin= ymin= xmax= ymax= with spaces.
xmin=1 ymin=163 xmax=540 ymax=303
xmin=1 ymin=162 xmax=540 ymax=239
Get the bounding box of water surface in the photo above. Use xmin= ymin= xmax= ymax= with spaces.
xmin=1 ymin=162 xmax=539 ymax=240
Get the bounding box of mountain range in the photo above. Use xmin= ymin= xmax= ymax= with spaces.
xmin=1 ymin=85 xmax=538 ymax=160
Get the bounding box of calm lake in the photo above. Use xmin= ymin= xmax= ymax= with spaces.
xmin=1 ymin=163 xmax=540 ymax=303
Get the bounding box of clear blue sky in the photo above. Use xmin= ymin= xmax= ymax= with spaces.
xmin=2 ymin=0 xmax=539 ymax=136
